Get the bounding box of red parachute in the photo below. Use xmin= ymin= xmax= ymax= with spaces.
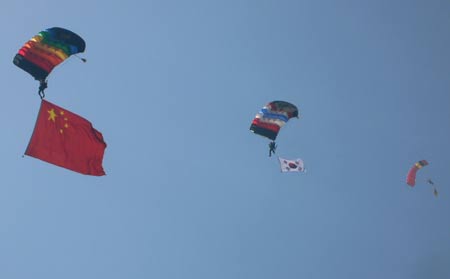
xmin=406 ymin=160 xmax=428 ymax=187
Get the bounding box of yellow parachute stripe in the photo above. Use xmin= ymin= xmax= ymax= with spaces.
xmin=23 ymin=42 xmax=64 ymax=67
xmin=28 ymin=36 xmax=69 ymax=60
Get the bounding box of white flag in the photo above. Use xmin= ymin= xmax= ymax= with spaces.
xmin=278 ymin=157 xmax=305 ymax=172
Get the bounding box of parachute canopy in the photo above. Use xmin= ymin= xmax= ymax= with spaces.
xmin=13 ymin=27 xmax=86 ymax=82
xmin=250 ymin=101 xmax=299 ymax=141
xmin=406 ymin=160 xmax=428 ymax=187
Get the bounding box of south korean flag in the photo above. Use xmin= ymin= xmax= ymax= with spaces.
xmin=278 ymin=157 xmax=305 ymax=173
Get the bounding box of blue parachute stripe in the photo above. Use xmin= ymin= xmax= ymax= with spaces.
xmin=69 ymin=45 xmax=78 ymax=54
xmin=259 ymin=109 xmax=289 ymax=122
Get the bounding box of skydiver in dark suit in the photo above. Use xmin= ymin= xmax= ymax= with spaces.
xmin=269 ymin=141 xmax=277 ymax=157
xmin=38 ymin=79 xmax=47 ymax=99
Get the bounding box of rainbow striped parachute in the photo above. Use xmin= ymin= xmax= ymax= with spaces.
xmin=250 ymin=101 xmax=299 ymax=141
xmin=13 ymin=27 xmax=85 ymax=84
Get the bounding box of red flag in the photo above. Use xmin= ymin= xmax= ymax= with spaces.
xmin=25 ymin=100 xmax=107 ymax=176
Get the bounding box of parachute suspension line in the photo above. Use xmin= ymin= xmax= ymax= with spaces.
xmin=74 ymin=54 xmax=87 ymax=63
xmin=54 ymin=54 xmax=85 ymax=73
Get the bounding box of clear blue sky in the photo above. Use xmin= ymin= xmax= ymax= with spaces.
xmin=1 ymin=1 xmax=450 ymax=278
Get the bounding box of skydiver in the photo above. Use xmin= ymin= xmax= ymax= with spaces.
xmin=427 ymin=179 xmax=434 ymax=185
xmin=38 ymin=79 xmax=47 ymax=99
xmin=269 ymin=141 xmax=277 ymax=157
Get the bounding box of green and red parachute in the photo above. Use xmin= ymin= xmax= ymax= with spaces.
xmin=406 ymin=160 xmax=428 ymax=186
xmin=13 ymin=27 xmax=86 ymax=93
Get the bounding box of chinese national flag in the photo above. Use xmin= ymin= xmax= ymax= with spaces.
xmin=25 ymin=99 xmax=107 ymax=176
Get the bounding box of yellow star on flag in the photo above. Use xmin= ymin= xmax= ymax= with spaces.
xmin=47 ymin=108 xmax=57 ymax=122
